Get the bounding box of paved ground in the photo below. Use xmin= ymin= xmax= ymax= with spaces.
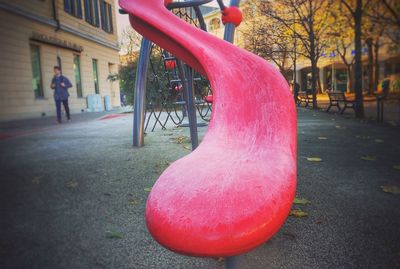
xmin=0 ymin=108 xmax=399 ymax=269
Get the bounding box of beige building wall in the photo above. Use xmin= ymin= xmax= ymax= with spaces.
xmin=0 ymin=0 xmax=121 ymax=121
xmin=203 ymin=10 xmax=243 ymax=46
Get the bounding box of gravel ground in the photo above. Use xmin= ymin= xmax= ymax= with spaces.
xmin=0 ymin=108 xmax=399 ymax=269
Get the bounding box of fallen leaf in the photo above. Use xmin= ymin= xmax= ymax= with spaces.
xmin=66 ymin=181 xmax=78 ymax=188
xmin=182 ymin=144 xmax=191 ymax=151
xmin=381 ymin=185 xmax=400 ymax=194
xmin=318 ymin=136 xmax=328 ymax=140
xmin=105 ymin=230 xmax=124 ymax=239
xmin=32 ymin=176 xmax=42 ymax=184
xmin=393 ymin=165 xmax=400 ymax=170
xmin=374 ymin=139 xmax=384 ymax=143
xmin=306 ymin=157 xmax=322 ymax=162
xmin=361 ymin=155 xmax=376 ymax=161
xmin=355 ymin=135 xmax=370 ymax=140
xmin=293 ymin=197 xmax=311 ymax=205
xmin=128 ymin=198 xmax=140 ymax=205
xmin=289 ymin=209 xmax=308 ymax=218
xmin=171 ymin=136 xmax=191 ymax=144
xmin=144 ymin=187 xmax=152 ymax=192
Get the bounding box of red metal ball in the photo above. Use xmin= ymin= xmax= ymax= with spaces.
xmin=164 ymin=0 xmax=173 ymax=6
xmin=165 ymin=60 xmax=176 ymax=70
xmin=221 ymin=6 xmax=242 ymax=27
xmin=204 ymin=95 xmax=213 ymax=103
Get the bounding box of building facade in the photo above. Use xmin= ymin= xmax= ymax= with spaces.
xmin=296 ymin=46 xmax=400 ymax=93
xmin=202 ymin=8 xmax=243 ymax=46
xmin=0 ymin=0 xmax=120 ymax=121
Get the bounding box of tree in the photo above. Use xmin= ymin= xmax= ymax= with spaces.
xmin=261 ymin=0 xmax=332 ymax=109
xmin=328 ymin=3 xmax=355 ymax=93
xmin=379 ymin=0 xmax=400 ymax=44
xmin=240 ymin=0 xmax=295 ymax=80
xmin=364 ymin=0 xmax=400 ymax=94
xmin=119 ymin=27 xmax=142 ymax=57
xmin=339 ymin=0 xmax=372 ymax=118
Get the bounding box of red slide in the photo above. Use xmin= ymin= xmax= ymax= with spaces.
xmin=120 ymin=0 xmax=297 ymax=257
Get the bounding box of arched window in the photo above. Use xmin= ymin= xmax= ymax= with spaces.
xmin=209 ymin=18 xmax=221 ymax=31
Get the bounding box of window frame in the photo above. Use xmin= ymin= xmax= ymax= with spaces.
xmin=57 ymin=56 xmax=62 ymax=73
xmin=73 ymin=54 xmax=83 ymax=98
xmin=84 ymin=0 xmax=100 ymax=27
xmin=92 ymin=59 xmax=100 ymax=94
xmin=209 ymin=18 xmax=221 ymax=31
xmin=30 ymin=44 xmax=44 ymax=99
xmin=64 ymin=0 xmax=83 ymax=19
xmin=100 ymin=0 xmax=113 ymax=34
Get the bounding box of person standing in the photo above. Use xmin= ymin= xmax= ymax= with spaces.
xmin=51 ymin=66 xmax=72 ymax=123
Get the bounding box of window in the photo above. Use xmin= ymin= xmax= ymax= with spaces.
xmin=92 ymin=59 xmax=99 ymax=94
xmin=84 ymin=0 xmax=100 ymax=27
xmin=100 ymin=1 xmax=113 ymax=33
xmin=74 ymin=55 xmax=83 ymax=97
xmin=209 ymin=18 xmax=220 ymax=31
xmin=64 ymin=0 xmax=83 ymax=18
xmin=30 ymin=45 xmax=44 ymax=98
xmin=57 ymin=56 xmax=62 ymax=73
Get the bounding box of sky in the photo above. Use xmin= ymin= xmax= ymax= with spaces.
xmin=115 ymin=0 xmax=232 ymax=48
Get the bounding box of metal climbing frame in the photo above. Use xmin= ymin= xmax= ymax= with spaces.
xmin=131 ymin=0 xmax=240 ymax=150
xmin=143 ymin=43 xmax=212 ymax=133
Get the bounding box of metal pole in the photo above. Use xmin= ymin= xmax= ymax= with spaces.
xmin=223 ymin=0 xmax=241 ymax=43
xmin=133 ymin=38 xmax=152 ymax=147
xmin=193 ymin=6 xmax=207 ymax=31
xmin=176 ymin=60 xmax=199 ymax=150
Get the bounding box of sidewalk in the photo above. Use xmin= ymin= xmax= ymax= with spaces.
xmin=0 ymin=108 xmax=399 ymax=268
xmin=0 ymin=106 xmax=133 ymax=140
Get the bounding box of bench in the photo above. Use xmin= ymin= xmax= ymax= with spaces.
xmin=376 ymin=93 xmax=400 ymax=123
xmin=326 ymin=91 xmax=355 ymax=114
xmin=297 ymin=92 xmax=312 ymax=107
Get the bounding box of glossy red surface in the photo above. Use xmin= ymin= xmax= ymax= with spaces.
xmin=164 ymin=0 xmax=173 ymax=6
xmin=120 ymin=0 xmax=297 ymax=257
xmin=165 ymin=59 xmax=176 ymax=70
xmin=204 ymin=95 xmax=213 ymax=103
xmin=221 ymin=6 xmax=243 ymax=27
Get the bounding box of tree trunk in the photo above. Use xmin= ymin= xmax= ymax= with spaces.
xmin=373 ymin=39 xmax=380 ymax=93
xmin=366 ymin=38 xmax=374 ymax=94
xmin=309 ymin=24 xmax=318 ymax=108
xmin=353 ymin=0 xmax=365 ymax=118
xmin=346 ymin=65 xmax=353 ymax=93
xmin=316 ymin=69 xmax=322 ymax=93
xmin=311 ymin=59 xmax=318 ymax=108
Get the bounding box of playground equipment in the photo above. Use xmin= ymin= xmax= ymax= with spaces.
xmin=120 ymin=0 xmax=297 ymax=266
xmin=142 ymin=43 xmax=212 ymax=133
xmin=129 ymin=0 xmax=216 ymax=149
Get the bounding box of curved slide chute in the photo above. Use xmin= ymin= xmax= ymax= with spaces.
xmin=120 ymin=0 xmax=297 ymax=257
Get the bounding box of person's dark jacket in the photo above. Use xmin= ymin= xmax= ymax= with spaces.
xmin=51 ymin=75 xmax=72 ymax=101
